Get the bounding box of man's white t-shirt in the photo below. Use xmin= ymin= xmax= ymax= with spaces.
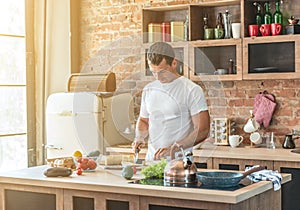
xmin=140 ymin=76 xmax=208 ymax=160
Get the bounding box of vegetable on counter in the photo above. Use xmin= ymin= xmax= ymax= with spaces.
xmin=141 ymin=159 xmax=167 ymax=179
xmin=43 ymin=167 xmax=72 ymax=177
xmin=122 ymin=166 xmax=134 ymax=180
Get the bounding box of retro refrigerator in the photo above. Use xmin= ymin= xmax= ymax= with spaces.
xmin=45 ymin=92 xmax=134 ymax=158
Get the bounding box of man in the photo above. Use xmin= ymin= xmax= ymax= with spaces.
xmin=132 ymin=42 xmax=210 ymax=160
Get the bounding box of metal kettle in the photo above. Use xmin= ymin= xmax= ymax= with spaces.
xmin=164 ymin=145 xmax=197 ymax=185
xmin=282 ymin=134 xmax=296 ymax=149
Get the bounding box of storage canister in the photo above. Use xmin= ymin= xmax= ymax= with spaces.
xmin=161 ymin=22 xmax=171 ymax=42
xmin=148 ymin=23 xmax=162 ymax=43
xmin=171 ymin=21 xmax=184 ymax=42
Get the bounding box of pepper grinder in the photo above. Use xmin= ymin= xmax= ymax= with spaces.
xmin=223 ymin=10 xmax=232 ymax=39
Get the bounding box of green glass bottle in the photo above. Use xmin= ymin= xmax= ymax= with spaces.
xmin=254 ymin=2 xmax=263 ymax=26
xmin=264 ymin=2 xmax=272 ymax=24
xmin=273 ymin=0 xmax=283 ymax=24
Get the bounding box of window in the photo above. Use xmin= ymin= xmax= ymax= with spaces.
xmin=0 ymin=0 xmax=28 ymax=171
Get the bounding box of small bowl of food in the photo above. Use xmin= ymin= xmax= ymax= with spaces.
xmin=74 ymin=156 xmax=101 ymax=171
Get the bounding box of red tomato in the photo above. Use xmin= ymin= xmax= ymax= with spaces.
xmin=87 ymin=159 xmax=97 ymax=170
xmin=76 ymin=168 xmax=82 ymax=175
xmin=132 ymin=166 xmax=137 ymax=174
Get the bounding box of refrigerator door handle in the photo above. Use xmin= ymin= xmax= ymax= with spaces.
xmin=44 ymin=144 xmax=63 ymax=150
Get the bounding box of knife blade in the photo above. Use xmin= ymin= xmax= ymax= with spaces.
xmin=134 ymin=148 xmax=139 ymax=164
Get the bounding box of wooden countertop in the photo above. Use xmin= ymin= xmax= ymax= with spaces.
xmin=193 ymin=143 xmax=300 ymax=162
xmin=0 ymin=165 xmax=291 ymax=204
xmin=106 ymin=142 xmax=300 ymax=162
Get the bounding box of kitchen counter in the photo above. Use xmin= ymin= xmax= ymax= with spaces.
xmin=193 ymin=143 xmax=300 ymax=162
xmin=0 ymin=165 xmax=291 ymax=210
xmin=107 ymin=142 xmax=300 ymax=162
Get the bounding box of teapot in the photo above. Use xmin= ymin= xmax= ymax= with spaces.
xmin=282 ymin=134 xmax=296 ymax=149
xmin=164 ymin=144 xmax=197 ymax=185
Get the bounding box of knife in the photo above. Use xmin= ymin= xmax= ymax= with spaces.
xmin=134 ymin=148 xmax=139 ymax=164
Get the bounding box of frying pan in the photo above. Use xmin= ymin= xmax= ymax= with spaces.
xmin=196 ymin=166 xmax=265 ymax=188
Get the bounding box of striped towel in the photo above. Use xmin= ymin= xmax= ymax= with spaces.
xmin=245 ymin=165 xmax=282 ymax=191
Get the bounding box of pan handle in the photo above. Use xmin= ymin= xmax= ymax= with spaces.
xmin=242 ymin=165 xmax=265 ymax=179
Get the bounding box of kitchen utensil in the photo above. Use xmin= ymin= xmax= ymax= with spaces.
xmin=282 ymin=134 xmax=296 ymax=149
xmin=243 ymin=118 xmax=259 ymax=133
xmin=134 ymin=148 xmax=139 ymax=164
xmin=253 ymin=67 xmax=278 ymax=72
xmin=291 ymin=149 xmax=300 ymax=154
xmin=196 ymin=165 xmax=265 ymax=187
xmin=248 ymin=24 xmax=259 ymax=36
xmin=231 ymin=23 xmax=241 ymax=38
xmin=271 ymin=23 xmax=282 ymax=36
xmin=250 ymin=132 xmax=262 ymax=144
xmin=260 ymin=24 xmax=271 ymax=36
xmin=204 ymin=28 xmax=214 ymax=40
xmin=263 ymin=132 xmax=275 ymax=149
xmin=164 ymin=146 xmax=197 ymax=185
xmin=223 ymin=10 xmax=232 ymax=38
xmin=214 ymin=28 xmax=224 ymax=39
xmin=214 ymin=69 xmax=228 ymax=75
xmin=229 ymin=135 xmax=243 ymax=148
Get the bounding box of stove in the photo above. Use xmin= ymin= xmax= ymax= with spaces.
xmin=131 ymin=178 xmax=252 ymax=191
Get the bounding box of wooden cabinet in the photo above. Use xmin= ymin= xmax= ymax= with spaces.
xmin=141 ymin=0 xmax=300 ymax=81
xmin=243 ymin=35 xmax=300 ymax=80
xmin=189 ymin=39 xmax=243 ymax=81
xmin=0 ymin=184 xmax=63 ymax=210
xmin=139 ymin=190 xmax=281 ymax=210
xmin=274 ymin=161 xmax=300 ymax=210
xmin=213 ymin=157 xmax=273 ymax=170
xmin=64 ymin=189 xmax=139 ymax=210
xmin=141 ymin=42 xmax=189 ymax=79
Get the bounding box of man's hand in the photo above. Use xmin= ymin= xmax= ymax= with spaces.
xmin=131 ymin=140 xmax=145 ymax=153
xmin=154 ymin=142 xmax=184 ymax=160
xmin=154 ymin=147 xmax=171 ymax=160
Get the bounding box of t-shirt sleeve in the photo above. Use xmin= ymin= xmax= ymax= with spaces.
xmin=188 ymin=85 xmax=208 ymax=116
xmin=139 ymin=89 xmax=149 ymax=118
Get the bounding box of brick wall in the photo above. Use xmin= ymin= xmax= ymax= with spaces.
xmin=78 ymin=0 xmax=300 ymax=146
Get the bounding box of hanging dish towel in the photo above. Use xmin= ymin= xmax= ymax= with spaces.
xmin=245 ymin=165 xmax=282 ymax=191
xmin=253 ymin=92 xmax=277 ymax=128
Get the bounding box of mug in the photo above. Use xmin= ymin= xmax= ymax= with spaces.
xmin=214 ymin=28 xmax=224 ymax=39
xmin=248 ymin=24 xmax=259 ymax=37
xmin=204 ymin=28 xmax=214 ymax=40
xmin=250 ymin=132 xmax=262 ymax=144
xmin=229 ymin=135 xmax=243 ymax=148
xmin=231 ymin=23 xmax=241 ymax=38
xmin=243 ymin=118 xmax=260 ymax=133
xmin=260 ymin=24 xmax=271 ymax=36
xmin=271 ymin=23 xmax=282 ymax=36
xmin=214 ymin=69 xmax=228 ymax=75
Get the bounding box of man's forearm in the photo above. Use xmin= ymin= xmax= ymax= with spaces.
xmin=134 ymin=117 xmax=149 ymax=142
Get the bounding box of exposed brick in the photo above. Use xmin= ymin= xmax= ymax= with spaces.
xmin=275 ymin=108 xmax=293 ymax=117
xmin=79 ymin=0 xmax=300 ymax=141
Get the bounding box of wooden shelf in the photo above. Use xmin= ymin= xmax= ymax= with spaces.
xmin=142 ymin=1 xmax=300 ymax=81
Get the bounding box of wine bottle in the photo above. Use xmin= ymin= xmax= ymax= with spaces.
xmin=216 ymin=12 xmax=224 ymax=29
xmin=264 ymin=2 xmax=272 ymax=24
xmin=203 ymin=13 xmax=208 ymax=30
xmin=273 ymin=0 xmax=283 ymax=24
xmin=253 ymin=2 xmax=263 ymax=26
